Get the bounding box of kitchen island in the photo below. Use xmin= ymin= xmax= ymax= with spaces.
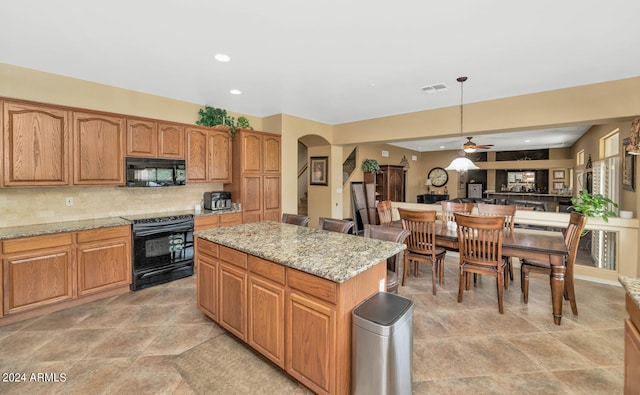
xmin=195 ymin=221 xmax=406 ymax=395
xmin=485 ymin=191 xmax=573 ymax=211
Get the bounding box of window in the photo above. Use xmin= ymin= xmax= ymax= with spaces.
xmin=576 ymin=150 xmax=585 ymax=166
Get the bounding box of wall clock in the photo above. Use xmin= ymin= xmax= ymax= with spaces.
xmin=428 ymin=167 xmax=448 ymax=187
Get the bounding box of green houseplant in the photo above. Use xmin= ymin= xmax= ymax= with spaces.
xmin=236 ymin=116 xmax=252 ymax=129
xmin=362 ymin=159 xmax=380 ymax=173
xmin=196 ymin=105 xmax=238 ymax=140
xmin=569 ymin=189 xmax=618 ymax=222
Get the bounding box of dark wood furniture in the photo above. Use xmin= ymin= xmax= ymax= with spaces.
xmin=397 ymin=209 xmax=447 ymax=295
xmin=364 ymin=165 xmax=405 ymax=202
xmin=376 ymin=200 xmax=393 ymax=225
xmin=477 ymin=203 xmax=517 ymax=281
xmin=455 ymin=213 xmax=507 ymax=313
xmin=625 ymin=293 xmax=640 ymax=393
xmin=317 ymin=217 xmax=354 ymax=234
xmin=363 ymin=225 xmax=410 ymax=294
xmin=417 ymin=194 xmax=449 ymax=204
xmin=520 ymin=212 xmax=587 ymax=316
xmin=440 ymin=201 xmax=474 ymax=223
xmin=281 ymin=213 xmax=311 ymax=227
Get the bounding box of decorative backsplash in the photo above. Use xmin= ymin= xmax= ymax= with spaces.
xmin=0 ymin=184 xmax=222 ymax=227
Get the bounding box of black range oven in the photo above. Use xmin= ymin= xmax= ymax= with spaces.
xmin=123 ymin=213 xmax=194 ymax=291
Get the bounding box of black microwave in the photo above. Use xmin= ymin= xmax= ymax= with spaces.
xmin=126 ymin=157 xmax=186 ymax=187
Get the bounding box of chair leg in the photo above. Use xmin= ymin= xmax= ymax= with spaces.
xmin=497 ymin=271 xmax=504 ymax=314
xmin=439 ymin=257 xmax=445 ymax=285
xmin=458 ymin=267 xmax=465 ymax=303
xmin=503 ymin=266 xmax=509 ymax=290
xmin=431 ymin=261 xmax=437 ymax=296
xmin=522 ymin=267 xmax=530 ymax=304
xmin=402 ymin=255 xmax=409 ymax=286
xmin=565 ymin=277 xmax=578 ymax=316
xmin=465 ymin=272 xmax=471 ymax=290
xmin=414 ymin=260 xmax=419 ymax=277
xmin=506 ymin=256 xmax=514 ymax=281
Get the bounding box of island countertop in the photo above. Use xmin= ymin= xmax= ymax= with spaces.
xmin=196 ymin=221 xmax=406 ymax=283
xmin=620 ymin=276 xmax=640 ymax=308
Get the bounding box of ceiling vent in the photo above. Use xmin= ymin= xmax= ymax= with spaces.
xmin=421 ymin=83 xmax=448 ymax=94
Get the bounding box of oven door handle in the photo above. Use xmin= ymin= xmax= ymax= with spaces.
xmin=133 ymin=225 xmax=193 ymax=237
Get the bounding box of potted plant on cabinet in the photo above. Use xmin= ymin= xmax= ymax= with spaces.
xmin=196 ymin=105 xmax=252 ymax=140
xmin=569 ymin=189 xmax=618 ymax=222
xmin=362 ymin=159 xmax=381 ymax=174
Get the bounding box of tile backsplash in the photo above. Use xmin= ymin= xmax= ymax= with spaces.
xmin=0 ymin=184 xmax=223 ymax=227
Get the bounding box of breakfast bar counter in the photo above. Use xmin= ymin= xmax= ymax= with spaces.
xmin=195 ymin=221 xmax=406 ymax=394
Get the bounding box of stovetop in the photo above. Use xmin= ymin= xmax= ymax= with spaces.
xmin=121 ymin=210 xmax=194 ymax=224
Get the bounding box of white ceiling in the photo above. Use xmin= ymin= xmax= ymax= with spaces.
xmin=1 ymin=1 xmax=639 ymax=151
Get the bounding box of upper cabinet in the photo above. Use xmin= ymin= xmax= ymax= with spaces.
xmin=2 ymin=102 xmax=70 ymax=186
xmin=73 ymin=111 xmax=125 ymax=185
xmin=186 ymin=126 xmax=231 ymax=183
xmin=126 ymin=119 xmax=184 ymax=159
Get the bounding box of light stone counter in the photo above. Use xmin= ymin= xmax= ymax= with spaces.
xmin=0 ymin=217 xmax=131 ymax=240
xmin=196 ymin=221 xmax=406 ymax=283
xmin=620 ymin=276 xmax=640 ymax=308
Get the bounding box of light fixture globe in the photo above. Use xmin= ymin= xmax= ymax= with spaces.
xmin=445 ymin=156 xmax=479 ymax=172
xmin=445 ymin=76 xmax=479 ymax=173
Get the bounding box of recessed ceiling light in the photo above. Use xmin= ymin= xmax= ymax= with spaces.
xmin=230 ymin=89 xmax=242 ymax=95
xmin=214 ymin=53 xmax=230 ymax=62
xmin=439 ymin=145 xmax=445 ymax=149
xmin=524 ymin=139 xmax=531 ymax=143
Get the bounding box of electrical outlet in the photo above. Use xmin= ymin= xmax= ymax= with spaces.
xmin=65 ymin=197 xmax=73 ymax=206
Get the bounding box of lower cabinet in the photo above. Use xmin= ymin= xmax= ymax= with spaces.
xmin=625 ymin=294 xmax=640 ymax=393
xmin=195 ymin=239 xmax=383 ymax=394
xmin=76 ymin=226 xmax=131 ymax=296
xmin=1 ymin=226 xmax=132 ymax=321
xmin=2 ymin=233 xmax=74 ymax=315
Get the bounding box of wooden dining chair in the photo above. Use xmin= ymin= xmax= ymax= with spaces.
xmin=376 ymin=200 xmax=393 ymax=226
xmin=440 ymin=201 xmax=474 ymax=223
xmin=455 ymin=213 xmax=507 ymax=313
xmin=520 ymin=211 xmax=587 ymax=315
xmin=317 ymin=217 xmax=355 ymax=234
xmin=281 ymin=213 xmax=311 ymax=227
xmin=397 ymin=208 xmax=447 ymax=295
xmin=477 ymin=203 xmax=517 ymax=283
xmin=364 ymin=224 xmax=410 ymax=294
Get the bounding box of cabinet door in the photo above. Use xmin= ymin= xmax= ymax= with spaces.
xmin=126 ymin=118 xmax=157 ymax=157
xmin=3 ymin=102 xmax=70 ymax=186
xmin=2 ymin=245 xmax=74 ymax=315
xmin=197 ymin=254 xmax=218 ymax=321
xmin=158 ymin=123 xmax=184 ymax=159
xmin=208 ymin=129 xmax=231 ymax=183
xmin=76 ymin=236 xmax=131 ymax=297
xmin=186 ymin=127 xmax=207 ymax=182
xmin=389 ymin=167 xmax=404 ymax=202
xmin=241 ymin=132 xmax=262 ymax=173
xmin=219 ymin=262 xmax=247 ymax=341
xmin=263 ymin=135 xmax=281 ymax=173
xmin=242 ymin=175 xmax=263 ymax=223
xmin=263 ymin=175 xmax=281 ymax=222
xmin=73 ymin=112 xmax=125 ymax=185
xmin=286 ymin=291 xmax=335 ymax=395
xmin=248 ymin=275 xmax=285 ymax=367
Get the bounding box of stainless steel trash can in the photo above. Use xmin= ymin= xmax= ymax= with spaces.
xmin=352 ymin=292 xmax=414 ymax=395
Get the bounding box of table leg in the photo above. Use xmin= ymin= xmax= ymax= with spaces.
xmin=549 ymin=254 xmax=566 ymax=325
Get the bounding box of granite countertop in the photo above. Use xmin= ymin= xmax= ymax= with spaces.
xmin=619 ymin=276 xmax=640 ymax=308
xmin=0 ymin=208 xmax=242 ymax=241
xmin=0 ymin=217 xmax=131 ymax=240
xmin=196 ymin=221 xmax=406 ymax=283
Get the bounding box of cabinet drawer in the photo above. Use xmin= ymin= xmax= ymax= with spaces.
xmin=249 ymin=256 xmax=285 ymax=285
xmin=220 ymin=246 xmax=247 ymax=269
xmin=287 ymin=269 xmax=336 ymax=305
xmin=3 ymin=233 xmax=73 ymax=254
xmin=195 ymin=215 xmax=220 ymax=231
xmin=198 ymin=239 xmax=219 ymax=258
xmin=76 ymin=225 xmax=130 ymax=243
xmin=220 ymin=212 xmax=242 ymax=225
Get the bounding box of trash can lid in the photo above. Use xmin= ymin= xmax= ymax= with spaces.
xmin=353 ymin=292 xmax=413 ymax=326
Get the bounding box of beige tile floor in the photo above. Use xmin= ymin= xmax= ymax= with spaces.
xmin=0 ymin=255 xmax=626 ymax=394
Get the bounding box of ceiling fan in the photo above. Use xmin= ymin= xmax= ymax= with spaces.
xmin=462 ymin=136 xmax=494 ymax=153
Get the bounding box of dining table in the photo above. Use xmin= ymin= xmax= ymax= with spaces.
xmin=393 ymin=219 xmax=569 ymax=325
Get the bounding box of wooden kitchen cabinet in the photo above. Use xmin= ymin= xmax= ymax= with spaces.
xmin=194 ymin=212 xmax=242 ymax=232
xmin=248 ymin=256 xmax=285 ymax=368
xmin=126 ymin=118 xmax=157 ymax=157
xmin=196 ymin=250 xmax=218 ymax=321
xmin=219 ymin=261 xmax=247 ymax=341
xmin=225 ymin=130 xmax=281 ymax=223
xmin=158 ymin=122 xmax=184 ymax=159
xmin=186 ymin=126 xmax=231 ymax=183
xmin=625 ymin=294 xmax=640 ymax=393
xmin=76 ymin=225 xmax=131 ymax=297
xmin=73 ymin=111 xmax=125 ymax=185
xmin=2 ymin=233 xmax=74 ymax=315
xmin=3 ymin=101 xmax=70 ymax=186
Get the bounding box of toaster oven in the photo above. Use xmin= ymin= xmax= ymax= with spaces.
xmin=203 ymin=191 xmax=232 ymax=211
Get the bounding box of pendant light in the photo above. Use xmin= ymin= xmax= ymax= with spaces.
xmin=445 ymin=76 xmax=479 ymax=173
